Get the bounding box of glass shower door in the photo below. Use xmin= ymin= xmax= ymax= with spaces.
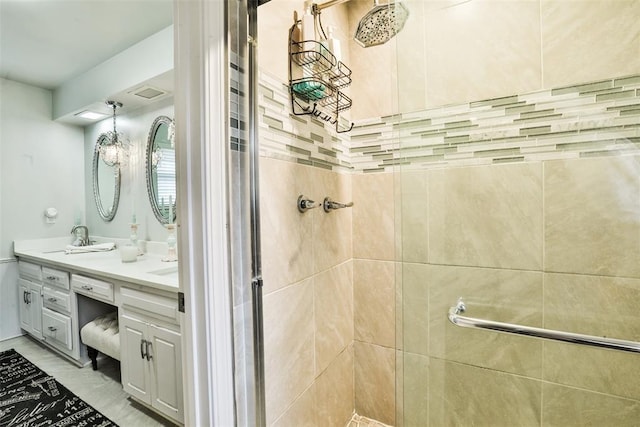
xmin=396 ymin=1 xmax=640 ymax=425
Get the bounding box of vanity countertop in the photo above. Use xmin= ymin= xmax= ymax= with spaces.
xmin=14 ymin=237 xmax=179 ymax=293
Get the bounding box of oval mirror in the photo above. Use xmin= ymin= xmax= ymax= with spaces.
xmin=93 ymin=133 xmax=121 ymax=221
xmin=146 ymin=116 xmax=176 ymax=224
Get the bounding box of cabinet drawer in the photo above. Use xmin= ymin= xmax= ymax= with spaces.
xmin=71 ymin=274 xmax=113 ymax=303
xmin=42 ymin=307 xmax=72 ymax=351
xmin=18 ymin=261 xmax=42 ymax=282
xmin=121 ymin=287 xmax=178 ymax=322
xmin=43 ymin=287 xmax=71 ymax=314
xmin=42 ymin=267 xmax=69 ymax=290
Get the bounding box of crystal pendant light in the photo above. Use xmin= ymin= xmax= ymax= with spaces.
xmin=99 ymin=100 xmax=127 ymax=167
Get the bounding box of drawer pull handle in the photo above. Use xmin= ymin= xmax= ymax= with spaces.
xmin=48 ymin=326 xmax=57 ymax=332
xmin=81 ymin=285 xmax=93 ymax=291
xmin=146 ymin=342 xmax=153 ymax=361
xmin=48 ymin=297 xmax=57 ymax=302
xmin=47 ymin=276 xmax=58 ymax=281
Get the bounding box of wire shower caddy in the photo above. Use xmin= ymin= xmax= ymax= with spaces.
xmin=288 ymin=23 xmax=354 ymax=133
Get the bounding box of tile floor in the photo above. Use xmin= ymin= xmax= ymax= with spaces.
xmin=347 ymin=414 xmax=392 ymax=427
xmin=1 ymin=335 xmax=395 ymax=427
xmin=0 ymin=335 xmax=174 ymax=426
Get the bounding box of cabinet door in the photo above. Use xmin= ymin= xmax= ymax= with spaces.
xmin=29 ymin=283 xmax=43 ymax=340
xmin=19 ymin=283 xmax=30 ymax=332
xmin=120 ymin=314 xmax=151 ymax=404
xmin=148 ymin=325 xmax=183 ymax=423
xmin=19 ymin=279 xmax=42 ymax=339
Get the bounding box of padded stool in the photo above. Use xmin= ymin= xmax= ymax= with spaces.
xmin=80 ymin=312 xmax=120 ymax=370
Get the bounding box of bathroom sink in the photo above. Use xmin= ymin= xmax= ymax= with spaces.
xmin=147 ymin=266 xmax=179 ymax=277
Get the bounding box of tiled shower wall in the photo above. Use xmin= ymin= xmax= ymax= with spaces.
xmin=354 ymin=78 xmax=640 ymax=425
xmin=354 ymin=78 xmax=640 ymax=427
xmin=257 ymin=69 xmax=640 ymax=425
xmin=254 ymin=1 xmax=640 ymax=425
xmin=258 ymin=70 xmax=354 ymax=426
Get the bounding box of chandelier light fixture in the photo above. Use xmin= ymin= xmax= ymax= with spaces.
xmin=99 ymin=100 xmax=128 ymax=167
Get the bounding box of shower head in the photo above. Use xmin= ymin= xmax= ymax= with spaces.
xmin=354 ymin=0 xmax=409 ymax=48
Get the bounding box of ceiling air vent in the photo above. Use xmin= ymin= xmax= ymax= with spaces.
xmin=130 ymin=85 xmax=166 ymax=100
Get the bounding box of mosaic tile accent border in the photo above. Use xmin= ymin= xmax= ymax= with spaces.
xmin=230 ymin=53 xmax=248 ymax=152
xmin=349 ymin=75 xmax=640 ymax=173
xmin=254 ymin=72 xmax=640 ymax=173
xmin=257 ymin=71 xmax=353 ymax=172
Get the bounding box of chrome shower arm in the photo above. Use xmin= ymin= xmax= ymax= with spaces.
xmin=313 ymin=0 xmax=350 ymax=12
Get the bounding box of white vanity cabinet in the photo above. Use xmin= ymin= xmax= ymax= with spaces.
xmin=41 ymin=267 xmax=76 ymax=355
xmin=18 ymin=278 xmax=43 ymax=339
xmin=18 ymin=261 xmax=78 ymax=359
xmin=18 ymin=261 xmax=43 ymax=339
xmin=120 ymin=287 xmax=183 ymax=424
xmin=14 ymin=240 xmax=183 ymax=425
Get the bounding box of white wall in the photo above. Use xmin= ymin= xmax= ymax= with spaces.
xmin=0 ymin=78 xmax=85 ymax=256
xmin=0 ymin=77 xmax=85 ymax=340
xmin=84 ymin=98 xmax=174 ymax=243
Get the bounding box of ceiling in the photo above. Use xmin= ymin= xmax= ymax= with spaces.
xmin=0 ymin=0 xmax=173 ymax=90
xmin=0 ymin=0 xmax=173 ymax=126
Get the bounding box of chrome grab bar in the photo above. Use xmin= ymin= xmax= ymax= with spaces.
xmin=448 ymin=298 xmax=640 ymax=354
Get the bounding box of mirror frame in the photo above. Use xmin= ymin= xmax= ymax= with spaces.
xmin=92 ymin=133 xmax=121 ymax=222
xmin=145 ymin=115 xmax=176 ymax=224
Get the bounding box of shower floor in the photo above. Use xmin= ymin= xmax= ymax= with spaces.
xmin=347 ymin=414 xmax=392 ymax=427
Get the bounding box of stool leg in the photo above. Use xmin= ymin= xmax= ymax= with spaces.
xmin=87 ymin=346 xmax=98 ymax=370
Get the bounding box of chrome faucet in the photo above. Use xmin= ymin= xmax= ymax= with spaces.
xmin=322 ymin=197 xmax=354 ymax=212
xmin=71 ymin=225 xmax=89 ymax=246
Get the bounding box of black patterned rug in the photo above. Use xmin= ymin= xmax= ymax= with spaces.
xmin=0 ymin=348 xmax=118 ymax=427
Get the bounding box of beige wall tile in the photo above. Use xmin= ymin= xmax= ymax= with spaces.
xmin=315 ymin=261 xmax=354 ymax=373
xmin=543 ymin=273 xmax=640 ymax=400
xmin=263 ymin=279 xmax=315 ymax=424
xmin=401 ymin=352 xmax=429 ymax=427
xmin=316 ymin=347 xmax=355 ymax=427
xmin=311 ymin=169 xmax=352 ymax=273
xmin=429 ymin=163 xmax=543 ymax=270
xmin=354 ymin=341 xmax=396 ymax=425
xmin=347 ymin=0 xmax=398 ymax=120
xmin=230 ymin=150 xmax=252 ymax=308
xmin=260 ymin=158 xmax=315 ymax=292
xmin=428 ymin=265 xmax=543 ymax=377
xmin=399 ymin=170 xmax=428 ymax=264
xmin=400 ymin=263 xmax=429 ymax=356
xmin=394 ymin=0 xmax=428 ymax=114
xmin=429 ymin=358 xmax=542 ymax=426
xmin=541 ymin=0 xmax=640 ymax=88
xmin=258 ymin=0 xmax=351 ymax=85
xmin=395 ymin=265 xmax=404 ymax=352
xmin=423 ymin=0 xmax=542 ymax=107
xmin=233 ymin=302 xmax=255 ymax=427
xmin=542 ymin=383 xmax=640 ymax=427
xmin=354 ymin=260 xmax=396 ymax=348
xmin=353 ymin=173 xmax=395 ymax=261
xmin=395 ymin=349 xmax=404 ymax=427
xmin=544 ymin=273 xmax=640 ymax=343
xmin=544 ymin=156 xmax=640 ymax=277
xmin=271 ymin=385 xmax=317 ymax=427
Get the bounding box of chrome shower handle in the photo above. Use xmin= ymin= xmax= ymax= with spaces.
xmin=297 ymin=195 xmax=317 ymax=213
xmin=323 ymin=197 xmax=353 ymax=212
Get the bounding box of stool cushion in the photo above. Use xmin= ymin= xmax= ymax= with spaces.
xmin=80 ymin=312 xmax=120 ymax=361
